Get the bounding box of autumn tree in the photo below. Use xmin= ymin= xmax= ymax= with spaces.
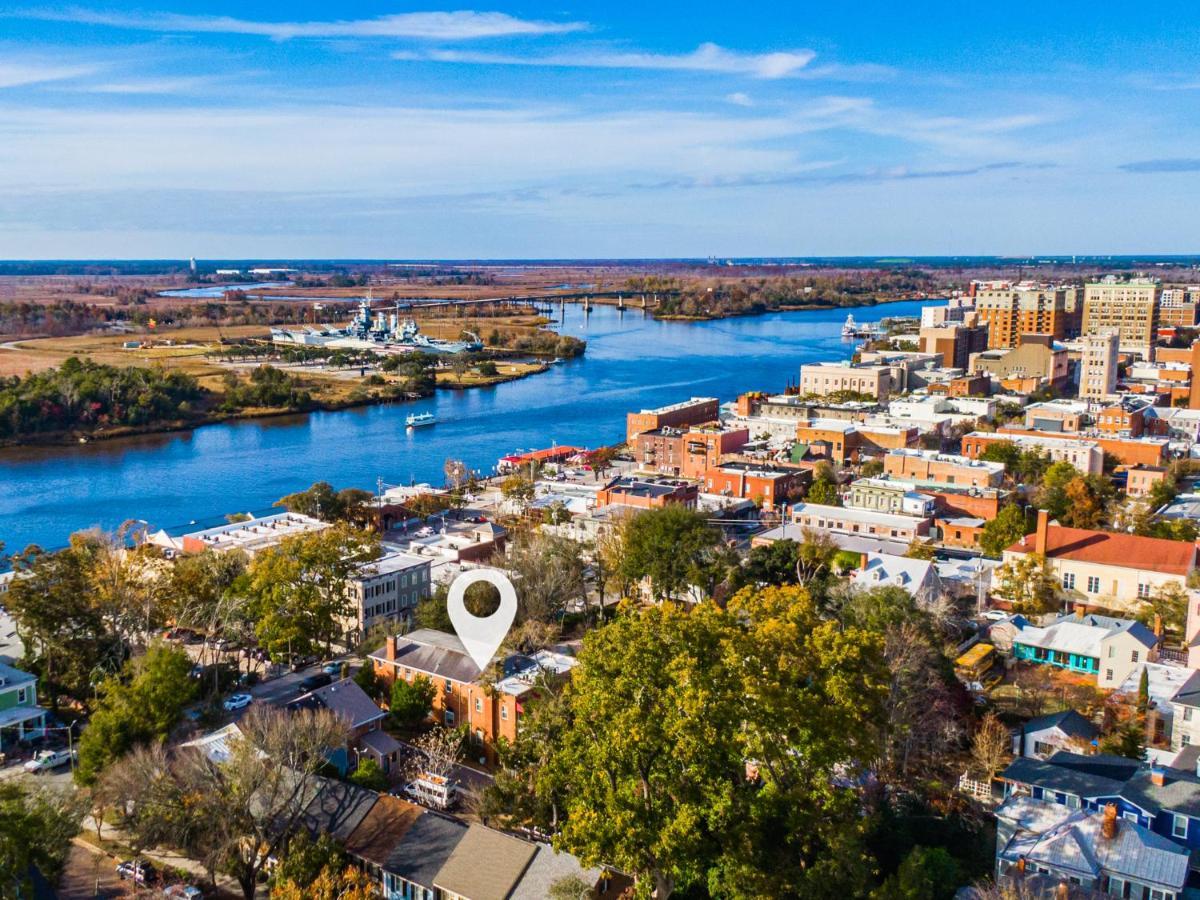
xmin=991 ymin=553 xmax=1060 ymax=616
xmin=106 ymin=706 xmax=350 ymax=900
xmin=503 ymin=531 xmax=588 ymax=623
xmin=5 ymin=538 xmax=123 ymax=708
xmin=971 ymin=713 xmax=1011 ymax=781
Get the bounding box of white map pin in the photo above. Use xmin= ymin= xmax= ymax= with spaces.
xmin=446 ymin=569 xmax=518 ymax=672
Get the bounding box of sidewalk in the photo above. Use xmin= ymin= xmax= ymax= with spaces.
xmin=77 ymin=816 xmax=243 ymax=897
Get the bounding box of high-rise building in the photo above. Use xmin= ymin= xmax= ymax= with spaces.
xmin=971 ymin=281 xmax=1080 ymax=349
xmin=1160 ymin=286 xmax=1200 ymax=328
xmin=1082 ymin=277 xmax=1160 ymax=354
xmin=1078 ymin=330 xmax=1119 ymax=401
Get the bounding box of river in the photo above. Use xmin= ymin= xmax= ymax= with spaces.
xmin=0 ymin=299 xmax=932 ymax=552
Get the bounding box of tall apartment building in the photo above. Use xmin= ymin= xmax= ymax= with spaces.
xmin=1082 ymin=277 xmax=1160 ymax=354
xmin=971 ymin=282 xmax=1080 ymax=349
xmin=918 ymin=322 xmax=989 ymax=370
xmin=1078 ymin=330 xmax=1119 ymax=401
xmin=1160 ymin=286 xmax=1200 ymax=328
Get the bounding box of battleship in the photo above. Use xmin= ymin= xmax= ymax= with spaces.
xmin=271 ymin=298 xmax=482 ymax=354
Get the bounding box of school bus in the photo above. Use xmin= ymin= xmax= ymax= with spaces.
xmin=955 ymin=642 xmax=1001 ymax=690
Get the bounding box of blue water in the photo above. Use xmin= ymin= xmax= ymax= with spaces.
xmin=0 ymin=300 xmax=931 ymax=552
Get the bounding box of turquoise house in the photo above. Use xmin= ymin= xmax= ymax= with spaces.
xmin=0 ymin=662 xmax=47 ymax=750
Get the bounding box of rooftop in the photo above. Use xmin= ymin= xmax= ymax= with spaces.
xmin=1008 ymin=525 xmax=1197 ymax=576
xmin=434 ymin=824 xmax=538 ymax=900
xmin=792 ymin=502 xmax=930 ymax=528
xmin=288 ymin=678 xmax=386 ymax=730
xmin=637 ymin=396 xmax=717 ymax=416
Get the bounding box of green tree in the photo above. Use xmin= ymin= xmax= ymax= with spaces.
xmin=0 ymin=781 xmax=85 ymax=894
xmin=904 ymin=538 xmax=936 ymax=560
xmin=348 ymin=757 xmax=389 ymax=791
xmin=75 ymin=641 xmax=197 ymax=785
xmin=618 ymin=505 xmax=721 ymax=601
xmin=871 ymin=846 xmax=961 ymax=900
xmin=246 ymin=525 xmax=379 ymax=658
xmin=806 ymin=463 xmax=841 ymax=506
xmin=979 ymin=440 xmax=1020 ymax=471
xmin=275 ymin=482 xmax=374 ymax=525
xmin=1034 ymin=461 xmax=1077 ymax=521
xmin=500 ymin=474 xmax=536 ymax=511
xmin=353 ymin=661 xmax=383 ymax=701
xmin=1136 ymin=581 xmax=1188 ymax=635
xmin=390 ymin=674 xmax=435 ymax=726
xmin=414 ymin=583 xmax=454 ymax=632
xmin=979 ymin=504 xmax=1032 ymax=557
xmin=730 ymin=539 xmax=802 ymax=590
xmin=1100 ymin=721 xmax=1146 ymax=761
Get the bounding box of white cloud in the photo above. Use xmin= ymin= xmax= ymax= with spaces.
xmin=79 ymin=75 xmax=221 ymax=95
xmin=394 ymin=42 xmax=817 ymax=79
xmin=0 ymin=60 xmax=98 ymax=88
xmin=13 ymin=8 xmax=587 ymax=40
xmin=726 ymin=92 xmax=753 ymax=106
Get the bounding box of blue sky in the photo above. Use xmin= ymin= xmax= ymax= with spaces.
xmin=1 ymin=2 xmax=1198 ymax=258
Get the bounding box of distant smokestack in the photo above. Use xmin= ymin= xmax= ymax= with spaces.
xmin=1035 ymin=509 xmax=1049 ymax=556
xmin=1101 ymin=803 xmax=1119 ymax=839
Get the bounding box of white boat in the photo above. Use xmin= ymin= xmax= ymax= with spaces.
xmin=406 ymin=412 xmax=436 ymax=428
xmin=841 ymin=314 xmax=883 ymax=339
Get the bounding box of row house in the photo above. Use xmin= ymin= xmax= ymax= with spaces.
xmin=634 ymin=423 xmax=749 ymax=478
xmin=625 ymin=396 xmax=719 ymax=443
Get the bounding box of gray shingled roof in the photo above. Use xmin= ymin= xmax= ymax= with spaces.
xmin=1022 ymin=710 xmax=1099 ymax=742
xmin=370 ymin=630 xmax=481 ymax=684
xmin=1171 ymin=669 xmax=1200 ymax=708
xmin=299 ymin=778 xmax=378 ymax=842
xmin=382 ymin=810 xmax=468 ymax=889
xmin=510 ymin=844 xmax=604 ymax=900
xmin=1121 ymin=769 xmax=1200 ymax=818
xmin=433 ymin=824 xmax=538 ymax=900
xmin=289 ymin=678 xmax=386 ymax=729
xmin=1002 ymin=755 xmax=1131 ymax=799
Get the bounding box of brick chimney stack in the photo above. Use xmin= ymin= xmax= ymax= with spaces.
xmin=1151 ymin=767 xmax=1166 ymax=787
xmin=1101 ymin=802 xmax=1119 ymax=839
xmin=1034 ymin=509 xmax=1050 ymax=557
xmin=385 ymin=634 xmax=398 ymax=663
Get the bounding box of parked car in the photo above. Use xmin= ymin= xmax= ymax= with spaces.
xmin=298 ymin=673 xmax=333 ymax=693
xmin=162 ymin=885 xmax=203 ymax=899
xmin=222 ymin=693 xmax=253 ymax=712
xmin=116 ymin=860 xmax=156 ymax=885
xmin=289 ymin=654 xmax=318 ymax=672
xmin=321 ymin=662 xmax=343 ymax=676
xmin=23 ymin=748 xmax=75 ymax=773
xmin=982 ymin=610 xmax=1010 ymax=622
xmin=212 ymin=638 xmax=235 ymax=652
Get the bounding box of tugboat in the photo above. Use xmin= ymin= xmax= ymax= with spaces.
xmin=406 ymin=412 xmax=436 ymax=429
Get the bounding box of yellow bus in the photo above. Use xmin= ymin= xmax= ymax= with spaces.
xmin=955 ymin=642 xmax=1001 ymax=690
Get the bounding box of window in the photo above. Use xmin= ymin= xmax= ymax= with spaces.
xmin=1123 ymin=811 xmax=1140 ymax=824
xmin=444 ymin=709 xmax=456 ymax=726
xmin=1063 ymin=573 xmax=1076 ymax=590
xmin=1105 ymin=669 xmax=1113 ymax=681
xmin=500 ymin=706 xmax=508 ymax=720
xmin=1138 ymin=583 xmax=1151 ymax=599
xmin=1186 ymin=707 xmax=1194 ymax=722
xmin=474 ymin=698 xmax=483 ymax=713
xmin=16 ymin=687 xmax=26 ymax=704
xmin=1132 ymin=651 xmax=1140 ymax=663
xmin=1174 ymin=814 xmax=1188 ymax=838
xmin=1087 ymin=576 xmax=1100 ymax=594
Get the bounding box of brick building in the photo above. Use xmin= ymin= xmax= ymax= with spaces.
xmin=883 ymin=448 xmax=1005 ymax=488
xmin=625 ymin=397 xmax=719 ymax=444
xmin=702 ymin=463 xmax=809 ymax=510
xmin=596 ymin=475 xmax=698 ymax=509
xmin=634 ymin=424 xmax=749 ymax=478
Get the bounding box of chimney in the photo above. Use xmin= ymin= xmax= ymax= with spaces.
xmin=860 ymin=552 xmax=869 ymax=570
xmin=385 ymin=634 xmax=398 ymax=663
xmin=1154 ymin=614 xmax=1164 ymax=639
xmin=1151 ymin=767 xmax=1166 ymax=787
xmin=1074 ymin=604 xmax=1086 ymax=620
xmin=1101 ymin=803 xmax=1119 ymax=840
xmin=1034 ymin=509 xmax=1049 ymax=557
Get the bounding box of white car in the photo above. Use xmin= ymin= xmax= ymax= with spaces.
xmin=222 ymin=693 xmax=253 ymax=712
xmin=982 ymin=610 xmax=1010 ymax=622
xmin=23 ymin=748 xmax=75 ymax=773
